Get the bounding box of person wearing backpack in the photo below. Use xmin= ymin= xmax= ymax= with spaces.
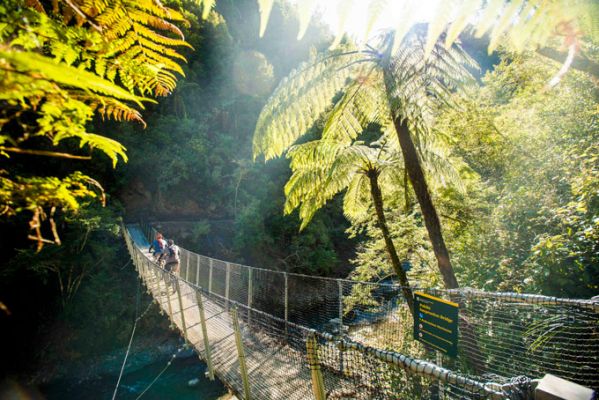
xmin=164 ymin=239 xmax=181 ymax=274
xmin=149 ymin=233 xmax=167 ymax=264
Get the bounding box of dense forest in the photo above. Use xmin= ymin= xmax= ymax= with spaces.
xmin=0 ymin=0 xmax=597 ymax=397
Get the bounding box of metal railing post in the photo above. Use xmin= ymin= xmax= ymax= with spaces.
xmin=175 ymin=279 xmax=189 ymax=344
xmin=247 ymin=268 xmax=253 ymax=325
xmin=338 ymin=280 xmax=344 ymax=374
xmin=306 ymin=333 xmax=326 ymax=400
xmin=338 ymin=280 xmax=343 ymax=333
xmin=437 ymin=351 xmax=445 ymax=399
xmin=225 ymin=262 xmax=231 ymax=309
xmin=208 ymin=258 xmax=213 ymax=294
xmin=185 ymin=250 xmax=190 ymax=282
xmin=232 ymin=307 xmax=251 ymax=400
xmin=142 ymin=259 xmax=151 ymax=294
xmin=163 ymin=271 xmax=175 ymax=328
xmin=154 ymin=266 xmax=167 ymax=314
xmin=196 ymin=254 xmax=200 ymax=286
xmin=284 ymin=272 xmax=289 ymax=335
xmin=195 ymin=291 xmax=215 ymax=380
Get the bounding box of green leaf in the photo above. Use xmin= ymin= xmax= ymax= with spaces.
xmin=0 ymin=50 xmax=151 ymax=107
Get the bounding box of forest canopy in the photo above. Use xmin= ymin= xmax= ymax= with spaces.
xmin=0 ymin=0 xmax=597 ymax=297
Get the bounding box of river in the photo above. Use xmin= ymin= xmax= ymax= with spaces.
xmin=41 ymin=354 xmax=227 ymax=400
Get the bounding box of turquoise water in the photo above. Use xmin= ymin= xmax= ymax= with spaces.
xmin=41 ymin=355 xmax=227 ymax=400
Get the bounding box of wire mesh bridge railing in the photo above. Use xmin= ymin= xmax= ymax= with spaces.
xmin=124 ymin=223 xmax=599 ymax=399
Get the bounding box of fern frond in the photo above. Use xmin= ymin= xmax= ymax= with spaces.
xmin=445 ymin=0 xmax=480 ymax=47
xmin=424 ymin=0 xmax=456 ymax=58
xmin=321 ymin=69 xmax=391 ymax=142
xmin=133 ymin=22 xmax=191 ymax=48
xmin=343 ymin=173 xmax=370 ymax=222
xmin=253 ymin=49 xmax=363 ymax=160
xmin=330 ymin=0 xmax=355 ymax=49
xmin=364 ymin=0 xmax=388 ymax=41
xmin=296 ymin=0 xmax=319 ymax=40
xmin=127 ymin=9 xmax=184 ymax=39
xmin=88 ymin=95 xmax=145 ymax=126
xmin=258 ymin=0 xmax=274 ymax=37
xmin=487 ymin=0 xmax=524 ymax=53
xmin=0 ymin=50 xmax=150 ymax=106
xmin=474 ymin=0 xmax=505 ymax=38
xmin=79 ymin=132 xmax=128 ymax=166
xmin=198 ymin=0 xmax=216 ymax=19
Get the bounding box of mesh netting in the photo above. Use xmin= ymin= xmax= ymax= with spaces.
xmin=125 ymin=224 xmax=598 ymax=399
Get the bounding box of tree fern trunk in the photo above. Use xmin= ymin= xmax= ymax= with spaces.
xmin=367 ymin=169 xmax=414 ymax=313
xmin=390 ymin=116 xmax=459 ymax=289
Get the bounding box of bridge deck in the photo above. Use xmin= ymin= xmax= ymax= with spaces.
xmin=128 ymin=226 xmax=318 ymax=400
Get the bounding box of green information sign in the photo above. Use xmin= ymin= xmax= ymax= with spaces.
xmin=413 ymin=292 xmax=459 ymax=357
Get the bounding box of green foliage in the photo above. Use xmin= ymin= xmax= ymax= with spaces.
xmin=0 ymin=0 xmax=200 ymax=246
xmin=437 ymin=52 xmax=598 ymax=297
xmin=349 ymin=212 xmax=440 ymax=286
xmin=0 ymin=172 xmax=105 ymax=250
xmin=253 ymin=27 xmax=476 ymax=163
xmin=253 ymin=27 xmax=474 ymax=287
xmin=3 ymin=204 xmax=122 ymax=304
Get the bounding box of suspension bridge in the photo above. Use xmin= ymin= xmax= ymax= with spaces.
xmin=123 ymin=223 xmax=599 ymax=399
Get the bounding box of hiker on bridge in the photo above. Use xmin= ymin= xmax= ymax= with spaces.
xmin=164 ymin=239 xmax=181 ymax=274
xmin=149 ymin=232 xmax=167 ymax=264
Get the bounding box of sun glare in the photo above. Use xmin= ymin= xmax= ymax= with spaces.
xmin=291 ymin=0 xmax=442 ymax=43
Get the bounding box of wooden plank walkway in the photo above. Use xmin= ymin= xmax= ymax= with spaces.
xmin=127 ymin=225 xmax=316 ymax=400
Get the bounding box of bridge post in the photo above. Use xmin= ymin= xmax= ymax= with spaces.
xmin=232 ymin=307 xmax=251 ymax=400
xmin=247 ymin=268 xmax=253 ymax=326
xmin=196 ymin=290 xmax=215 ymax=380
xmin=152 ymin=263 xmax=166 ymax=314
xmin=306 ymin=332 xmax=326 ymax=400
xmin=437 ymin=351 xmax=445 ymax=399
xmin=144 ymin=259 xmax=153 ymax=293
xmin=338 ymin=280 xmax=343 ymax=333
xmin=208 ymin=258 xmax=213 ymax=294
xmin=338 ymin=280 xmax=344 ymax=375
xmin=284 ymin=272 xmax=289 ymax=336
xmin=162 ymin=271 xmax=175 ymax=328
xmin=185 ymin=250 xmax=190 ymax=282
xmin=142 ymin=258 xmax=151 ymax=294
xmin=196 ymin=254 xmax=200 ymax=286
xmin=225 ymin=262 xmax=231 ymax=309
xmin=175 ymin=279 xmax=189 ymax=345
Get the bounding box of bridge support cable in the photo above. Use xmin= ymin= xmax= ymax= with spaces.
xmin=124 ymin=224 xmax=598 ymax=399
xmin=111 ymin=288 xmax=153 ymax=400
xmin=133 ymin=345 xmax=186 ymax=400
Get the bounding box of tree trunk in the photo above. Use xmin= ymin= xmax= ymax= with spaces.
xmin=367 ymin=169 xmax=414 ymax=313
xmin=382 ymin=66 xmax=485 ymax=373
xmin=391 ymin=118 xmax=459 ymax=289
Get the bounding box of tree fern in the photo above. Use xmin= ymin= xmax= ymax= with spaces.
xmin=253 ymin=47 xmax=365 ymax=159
xmin=260 ymin=0 xmax=598 ymax=78
xmin=0 ymin=0 xmax=196 ymax=246
xmin=254 ymin=25 xmax=475 ymax=290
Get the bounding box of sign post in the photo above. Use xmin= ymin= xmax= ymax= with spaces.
xmin=413 ymin=292 xmax=459 ymax=358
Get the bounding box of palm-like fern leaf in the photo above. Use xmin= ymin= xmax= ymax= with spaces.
xmin=253 ymin=48 xmax=365 ymax=159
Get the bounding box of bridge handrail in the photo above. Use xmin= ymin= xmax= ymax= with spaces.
xmin=128 ymin=229 xmax=520 ymax=399
xmin=142 ymin=222 xmax=598 ymax=310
